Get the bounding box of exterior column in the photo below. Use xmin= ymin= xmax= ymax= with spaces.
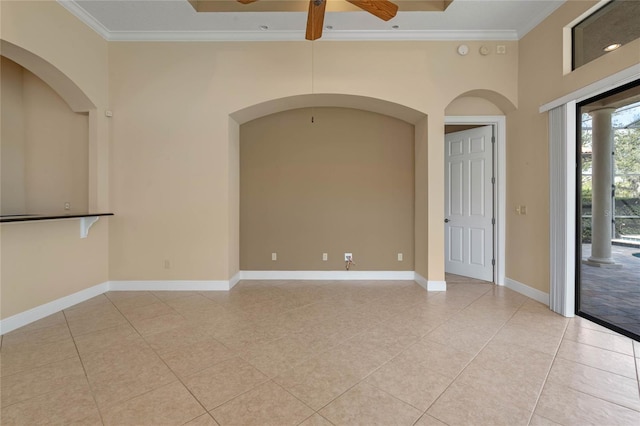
xmin=586 ymin=107 xmax=618 ymax=266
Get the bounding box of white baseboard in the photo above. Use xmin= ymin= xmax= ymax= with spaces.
xmin=504 ymin=277 xmax=549 ymax=305
xmin=427 ymin=280 xmax=447 ymax=291
xmin=229 ymin=272 xmax=241 ymax=289
xmin=0 ymin=280 xmax=231 ymax=334
xmin=0 ymin=282 xmax=109 ymax=335
xmin=239 ymin=270 xmax=416 ymax=280
xmin=1 ymin=272 xmax=447 ymax=334
xmin=414 ymin=273 xmax=447 ymax=291
xmin=108 ymin=280 xmax=231 ymax=291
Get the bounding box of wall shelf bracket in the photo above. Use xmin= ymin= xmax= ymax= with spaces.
xmin=80 ymin=216 xmax=100 ymax=238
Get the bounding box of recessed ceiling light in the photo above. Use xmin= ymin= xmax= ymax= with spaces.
xmin=325 ymin=25 xmax=333 ymax=30
xmin=392 ymin=25 xmax=399 ymax=29
xmin=603 ymin=43 xmax=621 ymax=52
xmin=259 ymin=25 xmax=268 ymax=31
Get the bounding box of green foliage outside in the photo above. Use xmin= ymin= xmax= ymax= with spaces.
xmin=580 ymin=122 xmax=640 ymax=243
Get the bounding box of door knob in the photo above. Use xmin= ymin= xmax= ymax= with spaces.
xmin=444 ymin=218 xmax=450 ymax=223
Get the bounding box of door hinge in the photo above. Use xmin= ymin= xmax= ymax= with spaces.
xmin=491 ymin=136 xmax=496 ymax=143
xmin=492 ymin=218 xmax=495 ymax=225
xmin=491 ymin=177 xmax=495 ymax=184
xmin=492 ymin=259 xmax=495 ymax=266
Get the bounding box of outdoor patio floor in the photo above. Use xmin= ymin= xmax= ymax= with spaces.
xmin=580 ymin=243 xmax=640 ymax=338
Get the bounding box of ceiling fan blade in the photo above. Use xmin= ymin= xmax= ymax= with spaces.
xmin=345 ymin=0 xmax=398 ymax=21
xmin=306 ymin=0 xmax=327 ymax=41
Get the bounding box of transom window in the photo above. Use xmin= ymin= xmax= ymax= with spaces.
xmin=572 ymin=0 xmax=640 ymax=70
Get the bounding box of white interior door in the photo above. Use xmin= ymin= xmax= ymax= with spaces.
xmin=445 ymin=125 xmax=494 ymax=281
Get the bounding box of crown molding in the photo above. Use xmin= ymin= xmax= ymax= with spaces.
xmin=88 ymin=29 xmax=519 ymax=43
xmin=57 ymin=0 xmax=111 ymax=40
xmin=106 ymin=30 xmax=303 ymax=42
xmin=57 ymin=0 xmax=519 ymax=43
xmin=322 ymin=29 xmax=518 ymax=41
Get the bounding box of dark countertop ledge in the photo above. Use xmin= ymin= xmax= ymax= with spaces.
xmin=0 ymin=213 xmax=113 ymax=223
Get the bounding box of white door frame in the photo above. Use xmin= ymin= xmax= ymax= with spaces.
xmin=445 ymin=116 xmax=506 ymax=285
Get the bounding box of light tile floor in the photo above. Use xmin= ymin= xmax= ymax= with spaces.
xmin=1 ymin=274 xmax=639 ymax=425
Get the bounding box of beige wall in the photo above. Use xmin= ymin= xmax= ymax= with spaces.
xmin=108 ymin=40 xmax=518 ymax=282
xmin=240 ymin=107 xmax=415 ymax=271
xmin=445 ymin=96 xmax=504 ymax=116
xmin=8 ymin=0 xmax=636 ymax=321
xmin=1 ymin=1 xmax=109 ymax=110
xmin=508 ymin=0 xmax=640 ymax=293
xmin=1 ymin=57 xmax=88 ymax=215
xmin=0 ymin=1 xmax=109 ymax=321
xmin=0 ymin=219 xmax=109 ymax=318
xmin=1 ymin=57 xmax=26 ymax=215
xmin=23 ymin=68 xmax=88 ymax=214
xmin=413 ymin=117 xmax=429 ymax=279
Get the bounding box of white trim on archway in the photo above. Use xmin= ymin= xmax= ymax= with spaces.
xmin=229 ymin=94 xmax=450 ymax=288
xmin=0 ymin=40 xmax=95 ymax=112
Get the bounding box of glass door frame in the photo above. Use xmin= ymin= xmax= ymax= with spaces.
xmin=574 ymin=78 xmax=640 ymax=342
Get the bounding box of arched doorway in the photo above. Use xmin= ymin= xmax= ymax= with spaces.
xmin=443 ymin=90 xmax=516 ymax=287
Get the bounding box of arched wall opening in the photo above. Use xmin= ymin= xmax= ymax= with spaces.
xmin=0 ymin=38 xmax=110 ymax=327
xmin=228 ymin=94 xmax=437 ymax=287
xmin=1 ymin=40 xmax=94 ymax=113
xmin=446 ymin=90 xmax=517 ymax=116
xmin=0 ymin=40 xmax=107 ymax=213
xmin=442 ymin=90 xmax=516 ymax=287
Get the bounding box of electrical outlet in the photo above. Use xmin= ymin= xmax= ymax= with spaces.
xmin=164 ymin=260 xmax=171 ymax=269
xmin=322 ymin=253 xmax=328 ymax=261
xmin=398 ymin=253 xmax=403 ymax=261
xmin=344 ymin=253 xmax=353 ymax=261
xmin=272 ymin=252 xmax=277 ymax=261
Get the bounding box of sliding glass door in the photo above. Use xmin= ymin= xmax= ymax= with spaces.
xmin=576 ymin=80 xmax=640 ymax=340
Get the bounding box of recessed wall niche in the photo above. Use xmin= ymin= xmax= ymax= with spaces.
xmin=1 ymin=56 xmax=89 ymax=215
xmin=240 ymin=107 xmax=415 ymax=271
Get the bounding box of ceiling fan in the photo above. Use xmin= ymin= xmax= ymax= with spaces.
xmin=236 ymin=0 xmax=399 ymax=40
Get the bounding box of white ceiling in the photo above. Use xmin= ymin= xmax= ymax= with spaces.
xmin=60 ymin=0 xmax=566 ymax=42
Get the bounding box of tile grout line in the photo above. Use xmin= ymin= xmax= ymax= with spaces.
xmin=405 ymin=282 xmax=504 ymax=419
xmin=565 ymin=337 xmax=637 ymax=356
xmin=526 ymin=315 xmax=571 ymax=425
xmin=415 ymin=293 xmax=530 ymax=424
xmin=259 ymin=282 xmax=461 ymax=420
xmin=62 ymin=309 xmax=107 ymax=426
xmin=270 ymin=379 xmax=338 ymax=426
xmin=564 ymin=325 xmax=638 ymax=356
xmin=76 ymin=292 xmax=194 ymax=420
xmin=11 ymin=280 xmax=620 ymax=424
xmin=137 ymin=292 xmax=311 ymax=423
xmin=108 ymin=292 xmax=218 ymax=422
xmin=341 ymin=304 xmax=465 ymax=417
xmin=0 ymin=323 xmax=89 ymax=411
xmin=296 ymin=412 xmax=336 ymax=426
xmin=531 ymin=320 xmax=640 ymax=421
xmin=68 ymin=293 xmax=152 ymax=414
xmin=554 ymin=353 xmax=638 ymax=380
